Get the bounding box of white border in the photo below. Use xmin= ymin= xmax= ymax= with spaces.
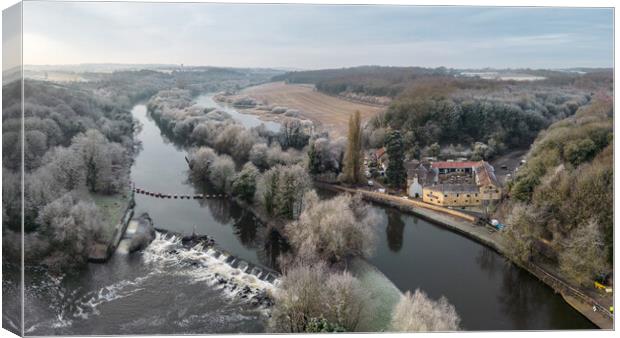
xmin=0 ymin=1 xmax=617 ymax=338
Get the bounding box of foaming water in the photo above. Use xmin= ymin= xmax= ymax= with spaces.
xmin=143 ymin=232 xmax=278 ymax=305
xmin=19 ymin=233 xmax=274 ymax=335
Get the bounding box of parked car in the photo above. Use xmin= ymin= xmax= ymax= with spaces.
xmin=378 ymin=188 xmax=386 ymax=193
xmin=368 ymin=180 xmax=374 ymax=186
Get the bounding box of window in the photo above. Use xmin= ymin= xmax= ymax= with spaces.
xmin=466 ymin=194 xmax=470 ymax=197
xmin=476 ymin=200 xmax=479 ymax=203
xmin=444 ymin=194 xmax=448 ymax=198
xmin=456 ymin=193 xmax=460 ymax=197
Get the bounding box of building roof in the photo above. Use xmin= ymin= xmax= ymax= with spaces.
xmin=406 ymin=161 xmax=434 ymax=185
xmin=475 ymin=161 xmax=500 ymax=187
xmin=425 ymin=184 xmax=479 ymax=193
xmin=431 ymin=161 xmax=481 ymax=169
xmin=375 ymin=147 xmax=386 ymax=159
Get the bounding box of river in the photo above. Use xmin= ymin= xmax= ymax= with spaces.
xmin=10 ymin=96 xmax=594 ymax=335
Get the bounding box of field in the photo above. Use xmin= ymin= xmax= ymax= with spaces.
xmin=241 ymin=82 xmax=385 ymax=136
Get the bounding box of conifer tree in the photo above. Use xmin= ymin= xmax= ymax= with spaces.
xmin=342 ymin=111 xmax=362 ymax=184
xmin=385 ymin=130 xmax=406 ymax=189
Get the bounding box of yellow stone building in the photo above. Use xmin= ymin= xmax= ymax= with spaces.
xmin=423 ymin=184 xmax=481 ymax=207
xmin=421 ymin=161 xmax=502 ymax=207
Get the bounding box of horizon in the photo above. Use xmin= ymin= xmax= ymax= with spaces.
xmin=16 ymin=2 xmax=614 ymax=70
xmin=17 ymin=62 xmax=615 ymax=72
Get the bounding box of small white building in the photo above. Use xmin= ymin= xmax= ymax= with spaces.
xmin=408 ymin=176 xmax=424 ymax=198
xmin=405 ymin=161 xmax=435 ymax=199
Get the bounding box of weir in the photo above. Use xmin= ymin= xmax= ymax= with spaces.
xmin=133 ymin=186 xmax=228 ymax=200
xmin=140 ymin=229 xmax=280 ymax=309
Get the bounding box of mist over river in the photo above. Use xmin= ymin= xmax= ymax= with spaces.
xmin=7 ymin=97 xmax=594 ymax=335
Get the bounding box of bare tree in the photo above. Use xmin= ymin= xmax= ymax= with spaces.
xmin=269 ymin=262 xmax=372 ymax=333
xmin=389 ymin=289 xmax=460 ymax=332
xmin=72 ymin=129 xmax=124 ymax=193
xmin=189 ymin=147 xmax=218 ymax=182
xmin=285 ymin=191 xmax=377 ymax=264
xmin=249 ymin=143 xmax=269 ymax=169
xmin=559 ymin=219 xmax=608 ymax=286
xmin=43 ymin=146 xmax=85 ymax=191
xmin=36 ymin=194 xmax=105 ymax=267
xmin=208 ymin=155 xmax=236 ymax=193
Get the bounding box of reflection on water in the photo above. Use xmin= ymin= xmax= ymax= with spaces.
xmin=130 ymin=104 xmax=278 ymax=268
xmin=367 ymin=205 xmax=595 ymax=330
xmin=194 ymin=94 xmax=281 ymax=132
xmin=386 ymin=209 xmax=405 ymax=252
xmin=13 ymin=103 xmax=285 ymax=335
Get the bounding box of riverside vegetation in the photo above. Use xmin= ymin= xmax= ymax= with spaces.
xmin=4 ymin=64 xmax=611 ymax=332
xmin=275 ymin=66 xmax=612 ymax=323
xmin=146 ymin=81 xmax=461 ymax=332
xmin=502 ymin=94 xmax=613 ymax=287
xmin=2 ymin=67 xmax=280 ymax=270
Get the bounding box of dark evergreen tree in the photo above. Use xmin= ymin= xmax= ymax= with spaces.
xmin=385 ymin=130 xmax=406 ymax=189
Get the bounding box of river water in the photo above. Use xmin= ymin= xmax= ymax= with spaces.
xmin=11 ymin=97 xmax=594 ymax=335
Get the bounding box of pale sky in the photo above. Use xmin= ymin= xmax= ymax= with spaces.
xmin=21 ymin=2 xmax=614 ymax=69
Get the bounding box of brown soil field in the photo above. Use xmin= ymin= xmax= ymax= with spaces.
xmin=241 ymin=82 xmax=385 ymax=136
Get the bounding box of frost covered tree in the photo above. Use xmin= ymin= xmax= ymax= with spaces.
xmin=189 ymin=147 xmax=218 ymax=182
xmin=279 ymin=118 xmax=310 ymax=150
xmin=389 ymin=289 xmax=460 ymax=332
xmin=559 ymin=219 xmax=608 ymax=286
xmin=257 ymin=164 xmax=311 ymax=219
xmin=43 ymin=146 xmax=85 ymax=191
xmin=269 ymin=263 xmax=372 ymax=333
xmin=36 ymin=194 xmax=105 ymax=268
xmin=285 ymin=191 xmax=377 ymax=264
xmin=208 ymin=155 xmax=235 ymax=193
xmin=72 ymin=129 xmax=125 ymax=194
xmin=231 ymin=163 xmax=259 ymax=202
xmin=249 ymin=143 xmax=270 ymax=170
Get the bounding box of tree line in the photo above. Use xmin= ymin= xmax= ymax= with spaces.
xmin=502 ymin=93 xmax=613 ymax=287
xmin=2 ymin=79 xmax=137 ymax=269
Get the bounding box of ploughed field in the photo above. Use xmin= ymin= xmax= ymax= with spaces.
xmin=241 ymin=81 xmax=384 ymax=136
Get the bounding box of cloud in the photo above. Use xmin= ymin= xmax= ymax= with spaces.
xmin=21 ymin=2 xmax=613 ymax=69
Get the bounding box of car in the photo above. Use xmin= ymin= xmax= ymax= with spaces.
xmin=368 ymin=180 xmax=374 ymax=186
xmin=378 ymin=188 xmax=386 ymax=193
xmin=401 ymin=196 xmax=409 ymax=200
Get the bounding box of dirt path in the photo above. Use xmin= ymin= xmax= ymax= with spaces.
xmin=240 ymin=82 xmax=385 ymax=137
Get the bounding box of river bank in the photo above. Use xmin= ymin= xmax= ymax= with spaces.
xmin=88 ymin=192 xmax=136 ymax=263
xmin=16 ymin=99 xmax=590 ymax=334
xmin=316 ymin=182 xmax=612 ymax=330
